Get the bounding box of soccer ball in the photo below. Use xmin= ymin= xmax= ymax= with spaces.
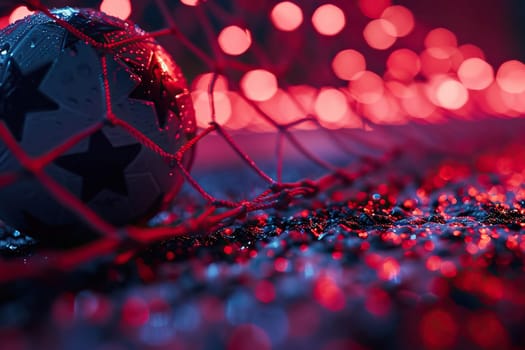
xmin=0 ymin=8 xmax=196 ymax=242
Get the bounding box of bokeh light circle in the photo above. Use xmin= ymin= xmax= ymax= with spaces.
xmin=363 ymin=19 xmax=397 ymax=50
xmin=314 ymin=88 xmax=349 ymax=123
xmin=386 ymin=49 xmax=420 ymax=81
xmin=358 ymin=0 xmax=392 ymax=18
xmin=271 ymin=1 xmax=303 ymax=31
xmin=332 ymin=49 xmax=366 ymax=81
xmin=192 ymin=73 xmax=229 ymax=92
xmin=458 ymin=58 xmax=494 ymax=90
xmin=420 ymin=49 xmax=452 ymax=78
xmin=218 ymin=25 xmax=252 ymax=56
xmin=400 ymin=83 xmax=436 ymax=119
xmin=349 ymin=71 xmax=384 ymax=104
xmin=241 ymin=69 xmax=278 ymax=101
xmin=100 ymin=0 xmax=132 ymax=20
xmin=425 ymin=28 xmax=458 ymax=59
xmin=9 ymin=6 xmax=33 ymax=24
xmin=193 ymin=91 xmax=232 ymax=127
xmin=312 ymin=4 xmax=346 ymax=36
xmin=496 ymin=60 xmax=525 ymax=94
xmin=180 ymin=0 xmax=199 ymax=6
xmin=381 ymin=5 xmax=414 ymax=37
xmin=435 ymin=79 xmax=469 ymax=110
xmin=458 ymin=44 xmax=485 ymax=61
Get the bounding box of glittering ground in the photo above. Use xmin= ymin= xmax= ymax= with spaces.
xmin=1 ymin=126 xmax=525 ymax=350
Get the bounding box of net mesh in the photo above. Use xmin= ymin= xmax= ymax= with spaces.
xmin=0 ymin=0 xmax=523 ymax=283
xmin=0 ymin=1 xmax=404 ymax=280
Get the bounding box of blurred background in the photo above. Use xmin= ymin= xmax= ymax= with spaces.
xmin=2 ymin=0 xmax=525 ymax=133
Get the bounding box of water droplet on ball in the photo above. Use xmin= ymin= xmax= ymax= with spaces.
xmin=0 ymin=44 xmax=9 ymax=56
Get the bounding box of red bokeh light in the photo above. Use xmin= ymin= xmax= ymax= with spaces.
xmin=458 ymin=44 xmax=485 ymax=61
xmin=364 ymin=91 xmax=403 ymax=124
xmin=241 ymin=69 xmax=278 ymax=101
xmin=386 ymin=81 xmax=411 ymax=98
xmin=419 ymin=49 xmax=452 ymax=78
xmin=458 ymin=58 xmax=494 ymax=90
xmin=400 ymin=83 xmax=436 ymax=119
xmin=192 ymin=73 xmax=229 ymax=92
xmin=0 ymin=16 xmax=8 ymax=29
xmin=363 ymin=19 xmax=397 ymax=50
xmin=313 ymin=275 xmax=346 ymax=311
xmin=274 ymin=256 xmax=289 ymax=272
xmin=289 ymin=85 xmax=317 ymax=112
xmin=312 ymin=4 xmax=346 ymax=36
xmin=439 ymin=260 xmax=457 ymax=278
xmin=227 ymin=92 xmax=259 ymax=130
xmin=193 ymin=91 xmax=232 ymax=127
xmin=257 ymin=89 xmax=308 ymax=128
xmin=218 ymin=25 xmax=252 ymax=56
xmin=180 ymin=0 xmax=199 ymax=6
xmin=9 ymin=6 xmax=34 ymax=24
xmin=377 ymin=257 xmax=400 ymax=280
xmin=100 ymin=0 xmax=132 ymax=20
xmin=254 ymin=280 xmax=276 ymax=303
xmin=121 ymin=297 xmax=149 ymax=328
xmin=270 ymin=1 xmax=303 ymax=32
xmin=434 ymin=78 xmax=469 ymax=110
xmin=496 ymin=60 xmax=525 ymax=94
xmin=500 ymin=87 xmax=525 ymax=113
xmin=426 ymin=256 xmax=441 ymax=271
xmin=482 ymin=82 xmax=512 ymax=115
xmin=425 ymin=27 xmax=458 ymax=59
xmin=331 ymin=49 xmax=366 ymax=81
xmin=349 ymin=71 xmax=384 ymax=104
xmin=365 ymin=288 xmax=391 ymax=317
xmin=358 ymin=0 xmax=392 ymax=19
xmin=314 ymin=88 xmax=349 ymax=124
xmin=386 ymin=49 xmax=421 ymax=81
xmin=381 ymin=5 xmax=414 ymax=37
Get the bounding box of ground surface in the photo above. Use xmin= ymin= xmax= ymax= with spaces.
xmin=0 ymin=121 xmax=525 ymax=350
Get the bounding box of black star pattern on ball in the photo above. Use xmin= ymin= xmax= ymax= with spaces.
xmin=55 ymin=131 xmax=141 ymax=202
xmin=128 ymin=53 xmax=185 ymax=129
xmin=0 ymin=60 xmax=59 ymax=141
